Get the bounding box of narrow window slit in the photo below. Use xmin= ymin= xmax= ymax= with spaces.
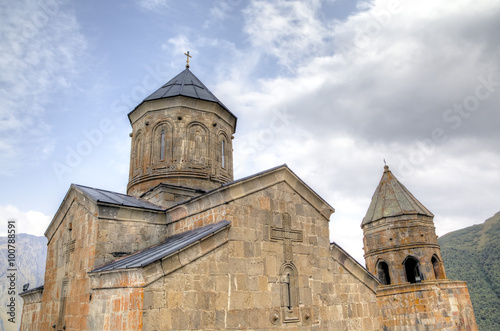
xmin=160 ymin=129 xmax=165 ymax=161
xmin=285 ymin=273 xmax=291 ymax=309
xmin=221 ymin=139 xmax=225 ymax=169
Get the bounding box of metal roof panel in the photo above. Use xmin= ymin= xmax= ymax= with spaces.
xmin=142 ymin=69 xmax=232 ymax=113
xmin=73 ymin=184 xmax=164 ymax=211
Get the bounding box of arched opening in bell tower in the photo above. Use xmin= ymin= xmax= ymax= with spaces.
xmin=432 ymin=255 xmax=445 ymax=280
xmin=403 ymin=256 xmax=422 ymax=284
xmin=376 ymin=260 xmax=391 ymax=285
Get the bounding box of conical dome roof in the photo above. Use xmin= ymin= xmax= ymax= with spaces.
xmin=143 ymin=68 xmax=231 ymax=113
xmin=361 ymin=165 xmax=433 ymax=226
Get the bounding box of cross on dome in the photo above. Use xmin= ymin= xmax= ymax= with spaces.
xmin=184 ymin=51 xmax=192 ymax=68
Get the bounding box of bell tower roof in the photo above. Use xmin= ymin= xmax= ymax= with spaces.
xmin=361 ymin=165 xmax=433 ymax=226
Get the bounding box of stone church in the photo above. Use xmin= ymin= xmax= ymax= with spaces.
xmin=20 ymin=59 xmax=477 ymax=330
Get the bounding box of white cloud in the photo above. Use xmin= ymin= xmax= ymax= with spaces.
xmin=158 ymin=0 xmax=500 ymax=263
xmin=203 ymin=0 xmax=242 ymax=28
xmin=0 ymin=205 xmax=51 ymax=237
xmin=233 ymin=0 xmax=500 ymax=162
xmin=137 ymin=0 xmax=169 ymax=11
xmin=0 ymin=0 xmax=87 ymax=175
xmin=163 ymin=35 xmax=195 ymax=61
xmin=229 ymin=0 xmax=500 ymax=263
xmin=243 ymin=0 xmax=334 ymax=69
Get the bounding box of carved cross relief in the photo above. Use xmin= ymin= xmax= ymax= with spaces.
xmin=270 ymin=213 xmax=303 ymax=262
xmin=56 ymin=278 xmax=69 ymax=330
xmin=270 ymin=213 xmax=303 ymax=323
xmin=56 ymin=221 xmax=74 ymax=330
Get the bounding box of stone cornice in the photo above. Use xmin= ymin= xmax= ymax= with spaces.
xmin=19 ymin=286 xmax=44 ymax=303
xmin=361 ymin=214 xmax=435 ymax=231
xmin=376 ymin=280 xmax=468 ymax=297
xmin=364 ymin=242 xmax=441 ymax=257
xmin=129 ymin=96 xmax=236 ymax=132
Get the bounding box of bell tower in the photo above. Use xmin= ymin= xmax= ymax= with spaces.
xmin=127 ymin=62 xmax=237 ymax=207
xmin=361 ymin=165 xmax=446 ymax=285
xmin=362 ymin=165 xmax=477 ymax=330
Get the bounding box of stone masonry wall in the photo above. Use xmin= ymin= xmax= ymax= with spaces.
xmin=142 ymin=181 xmax=379 ymax=330
xmin=330 ymin=245 xmax=380 ymax=330
xmin=94 ymin=205 xmax=167 ymax=267
xmin=377 ymin=280 xmax=477 ymax=331
xmin=23 ymin=167 xmax=380 ymax=330
xmin=87 ymin=287 xmax=144 ymax=330
xmin=38 ymin=190 xmax=99 ymax=330
xmin=142 ymin=244 xmax=231 ymax=330
xmin=20 ymin=289 xmax=43 ymax=331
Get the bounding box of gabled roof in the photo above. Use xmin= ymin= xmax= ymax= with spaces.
xmin=165 ymin=164 xmax=335 ymax=222
xmin=73 ymin=184 xmax=164 ymax=211
xmin=361 ymin=166 xmax=433 ymax=226
xmin=91 ymin=220 xmax=230 ymax=273
xmin=142 ymin=68 xmax=232 ymax=113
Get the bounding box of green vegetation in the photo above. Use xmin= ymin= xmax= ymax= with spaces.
xmin=439 ymin=212 xmax=500 ymax=331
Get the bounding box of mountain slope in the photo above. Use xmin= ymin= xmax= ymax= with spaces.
xmin=0 ymin=233 xmax=47 ymax=331
xmin=439 ymin=211 xmax=500 ymax=331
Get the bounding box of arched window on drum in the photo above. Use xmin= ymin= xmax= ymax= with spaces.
xmin=218 ymin=133 xmax=230 ymax=170
xmin=187 ymin=123 xmax=209 ymax=165
xmin=132 ymin=131 xmax=143 ymax=174
xmin=152 ymin=122 xmax=172 ymax=164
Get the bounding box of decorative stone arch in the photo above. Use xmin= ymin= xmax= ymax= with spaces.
xmin=376 ymin=259 xmax=391 ymax=285
xmin=217 ymin=131 xmax=231 ymax=170
xmin=431 ymin=254 xmax=446 ymax=280
xmin=186 ymin=122 xmax=209 ymax=165
xmin=403 ymin=255 xmax=423 ymax=283
xmin=151 ymin=121 xmax=173 ymax=165
xmin=279 ymin=262 xmax=300 ymax=322
xmin=132 ymin=130 xmax=143 ymax=174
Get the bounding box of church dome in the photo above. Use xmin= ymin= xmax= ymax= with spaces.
xmin=126 ymin=66 xmax=237 ymax=201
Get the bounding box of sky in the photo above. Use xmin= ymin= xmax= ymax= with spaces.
xmin=1 ymin=0 xmax=499 ymax=265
